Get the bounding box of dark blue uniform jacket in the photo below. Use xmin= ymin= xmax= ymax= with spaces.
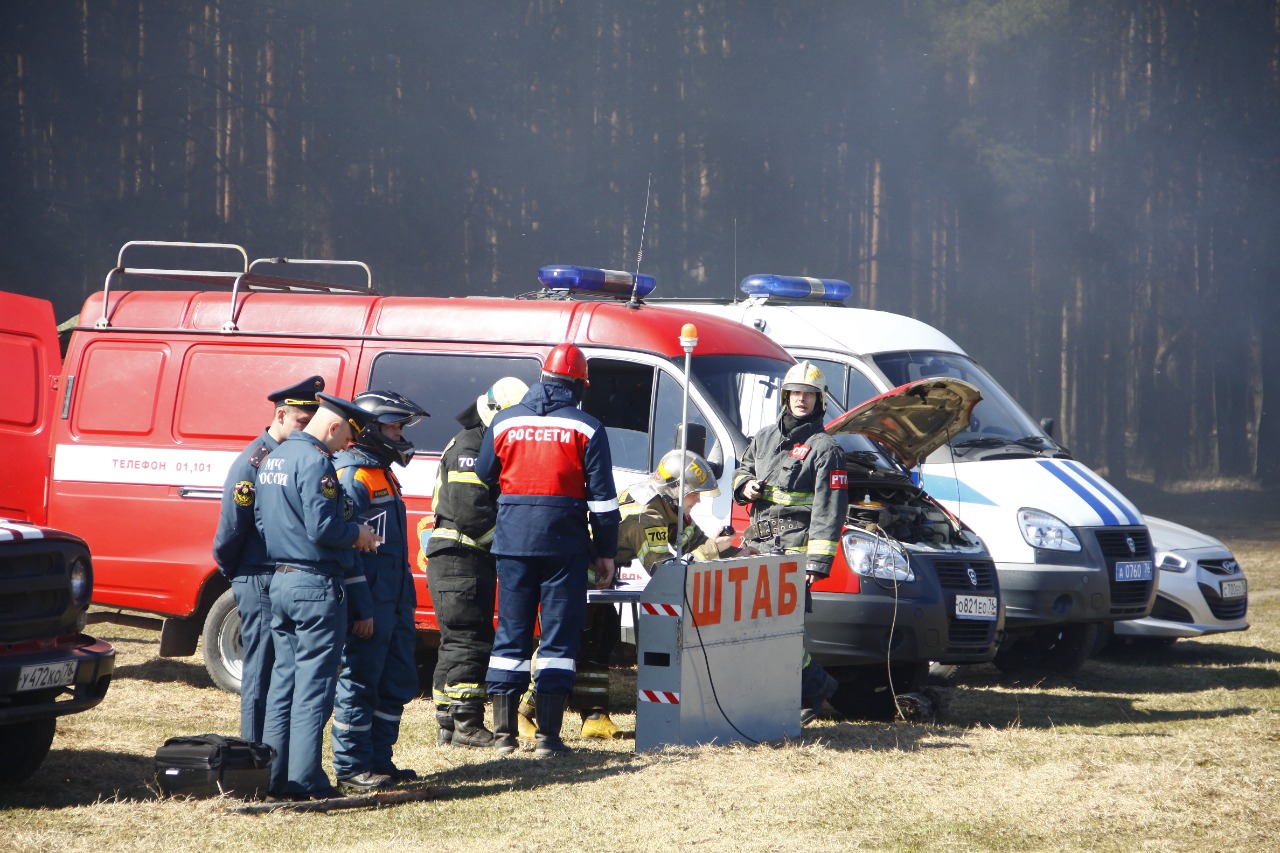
xmin=476 ymin=381 xmax=620 ymax=559
xmin=254 ymin=431 xmax=372 ymax=618
xmin=213 ymin=429 xmax=277 ymax=579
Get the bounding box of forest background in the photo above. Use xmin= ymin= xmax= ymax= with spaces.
xmin=2 ymin=0 xmax=1278 ymax=489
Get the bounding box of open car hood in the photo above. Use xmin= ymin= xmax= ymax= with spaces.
xmin=825 ymin=378 xmax=982 ymax=469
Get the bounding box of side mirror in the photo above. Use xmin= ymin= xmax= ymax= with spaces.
xmin=673 ymin=423 xmax=707 ymax=457
xmin=1039 ymin=417 xmax=1056 ymax=438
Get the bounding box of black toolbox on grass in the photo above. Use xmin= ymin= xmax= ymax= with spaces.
xmin=154 ymin=734 xmax=275 ymax=798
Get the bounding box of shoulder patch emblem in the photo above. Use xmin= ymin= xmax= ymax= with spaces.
xmin=644 ymin=526 xmax=669 ymax=546
xmin=830 ymin=469 xmax=848 ymax=489
xmin=321 ymin=475 xmax=339 ymax=500
xmin=343 ymin=495 xmax=355 ymax=520
xmin=233 ymin=481 xmax=255 ymax=507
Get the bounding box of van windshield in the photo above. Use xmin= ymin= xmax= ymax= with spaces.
xmin=871 ymin=351 xmax=1061 ymax=458
xmin=687 ymin=354 xmax=792 ymax=449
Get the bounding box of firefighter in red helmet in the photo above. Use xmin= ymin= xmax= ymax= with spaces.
xmin=476 ymin=343 xmax=620 ymax=757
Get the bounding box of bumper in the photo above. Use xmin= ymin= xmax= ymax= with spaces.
xmin=1115 ymin=567 xmax=1248 ymax=639
xmin=997 ymin=562 xmax=1153 ymax=628
xmin=0 ymin=635 xmax=116 ymax=725
xmin=805 ymin=585 xmax=1001 ymax=668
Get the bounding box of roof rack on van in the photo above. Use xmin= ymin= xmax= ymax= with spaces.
xmin=95 ymin=241 xmax=376 ymax=331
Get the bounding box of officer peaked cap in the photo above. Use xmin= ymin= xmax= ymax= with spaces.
xmin=268 ymin=375 xmax=325 ymax=408
xmin=316 ymin=392 xmax=380 ymax=431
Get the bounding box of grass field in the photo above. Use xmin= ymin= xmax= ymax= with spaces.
xmin=3 ymin=497 xmax=1277 ymax=852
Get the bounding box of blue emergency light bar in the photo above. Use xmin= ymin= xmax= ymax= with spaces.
xmin=740 ymin=274 xmax=852 ymax=302
xmin=538 ymin=265 xmax=657 ymax=299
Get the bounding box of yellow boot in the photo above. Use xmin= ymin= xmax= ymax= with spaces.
xmin=580 ymin=710 xmax=622 ymax=739
xmin=517 ymin=700 xmax=537 ymax=741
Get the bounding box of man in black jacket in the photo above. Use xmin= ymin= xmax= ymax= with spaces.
xmin=422 ymin=377 xmax=528 ymax=748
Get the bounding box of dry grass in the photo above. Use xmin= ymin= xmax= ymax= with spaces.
xmin=3 ymin=529 xmax=1278 ymax=852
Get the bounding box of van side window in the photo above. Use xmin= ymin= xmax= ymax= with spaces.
xmin=807 ymin=358 xmax=849 ymax=412
xmin=176 ymin=348 xmax=349 ymax=442
xmin=368 ymin=353 xmax=541 ymax=455
xmin=581 ymin=359 xmax=654 ymax=473
xmin=653 ymin=371 xmax=717 ymax=472
xmin=846 ymin=369 xmax=880 ymax=409
xmin=74 ymin=343 xmax=166 ymax=436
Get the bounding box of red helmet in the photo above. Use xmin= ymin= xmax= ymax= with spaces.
xmin=542 ymin=343 xmax=590 ymax=387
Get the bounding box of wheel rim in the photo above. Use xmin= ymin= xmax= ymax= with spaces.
xmin=219 ymin=609 xmax=244 ymax=682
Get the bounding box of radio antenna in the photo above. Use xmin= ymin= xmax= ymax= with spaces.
xmin=627 ymin=174 xmax=652 ymax=308
xmin=732 ymin=218 xmax=738 ymax=302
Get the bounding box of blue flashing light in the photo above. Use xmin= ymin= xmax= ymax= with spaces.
xmin=740 ymin=274 xmax=852 ymax=302
xmin=538 ymin=265 xmax=657 ymax=299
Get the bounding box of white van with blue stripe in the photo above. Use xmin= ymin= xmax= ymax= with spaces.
xmin=668 ymin=275 xmax=1159 ymax=673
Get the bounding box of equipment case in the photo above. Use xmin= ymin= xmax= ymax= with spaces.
xmin=154 ymin=734 xmax=275 ymax=798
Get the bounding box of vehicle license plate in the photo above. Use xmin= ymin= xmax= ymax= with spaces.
xmin=955 ymin=594 xmax=998 ymax=621
xmin=1115 ymin=560 xmax=1153 ymax=582
xmin=1220 ymin=579 xmax=1247 ymax=599
xmin=17 ymin=660 xmax=77 ymax=692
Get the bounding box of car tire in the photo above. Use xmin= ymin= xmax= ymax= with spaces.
xmin=993 ymin=622 xmax=1099 ymax=675
xmin=201 ymin=589 xmax=243 ymax=694
xmin=0 ymin=718 xmax=57 ymax=786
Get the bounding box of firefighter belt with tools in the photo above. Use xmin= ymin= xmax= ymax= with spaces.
xmin=744 ymin=517 xmax=807 ymax=544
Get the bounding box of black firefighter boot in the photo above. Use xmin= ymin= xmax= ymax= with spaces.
xmin=491 ymin=693 xmax=520 ymax=756
xmin=435 ymin=705 xmax=454 ymax=746
xmin=534 ymin=692 xmax=572 ymax=758
xmin=450 ymin=700 xmax=496 ymax=749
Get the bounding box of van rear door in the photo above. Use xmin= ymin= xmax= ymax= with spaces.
xmin=0 ymin=293 xmax=61 ymax=522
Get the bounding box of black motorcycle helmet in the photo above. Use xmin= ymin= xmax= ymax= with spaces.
xmin=352 ymin=390 xmax=429 ymax=467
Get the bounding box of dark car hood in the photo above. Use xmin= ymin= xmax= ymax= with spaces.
xmin=824 ymin=378 xmax=982 ymax=469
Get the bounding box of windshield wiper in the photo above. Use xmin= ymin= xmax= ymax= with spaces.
xmin=952 ymin=434 xmax=1065 ymax=458
xmin=950 ymin=436 xmax=1010 ymax=454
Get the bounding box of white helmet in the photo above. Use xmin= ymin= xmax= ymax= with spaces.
xmin=653 ymin=449 xmax=720 ymax=498
xmin=477 ymin=376 xmax=529 ymax=427
xmin=780 ymin=360 xmax=826 ymax=416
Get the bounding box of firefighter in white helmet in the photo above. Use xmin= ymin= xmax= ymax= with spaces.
xmin=571 ymin=448 xmax=737 ymax=739
xmin=423 ymin=376 xmax=529 ymax=750
xmin=733 ymin=360 xmax=847 ymax=724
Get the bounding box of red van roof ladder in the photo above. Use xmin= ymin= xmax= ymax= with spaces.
xmin=94 ymin=240 xmax=376 ymax=332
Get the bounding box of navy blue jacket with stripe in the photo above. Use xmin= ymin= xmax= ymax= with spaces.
xmin=475 ymin=380 xmax=620 ymax=559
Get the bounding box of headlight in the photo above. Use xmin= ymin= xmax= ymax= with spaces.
xmin=842 ymin=528 xmax=914 ymax=582
xmin=1018 ymin=508 xmax=1082 ymax=552
xmin=69 ymin=556 xmax=93 ymax=606
xmin=1155 ymin=551 xmax=1190 ymax=572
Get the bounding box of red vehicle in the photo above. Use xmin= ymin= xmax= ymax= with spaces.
xmin=0 ymin=243 xmax=795 ymax=692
